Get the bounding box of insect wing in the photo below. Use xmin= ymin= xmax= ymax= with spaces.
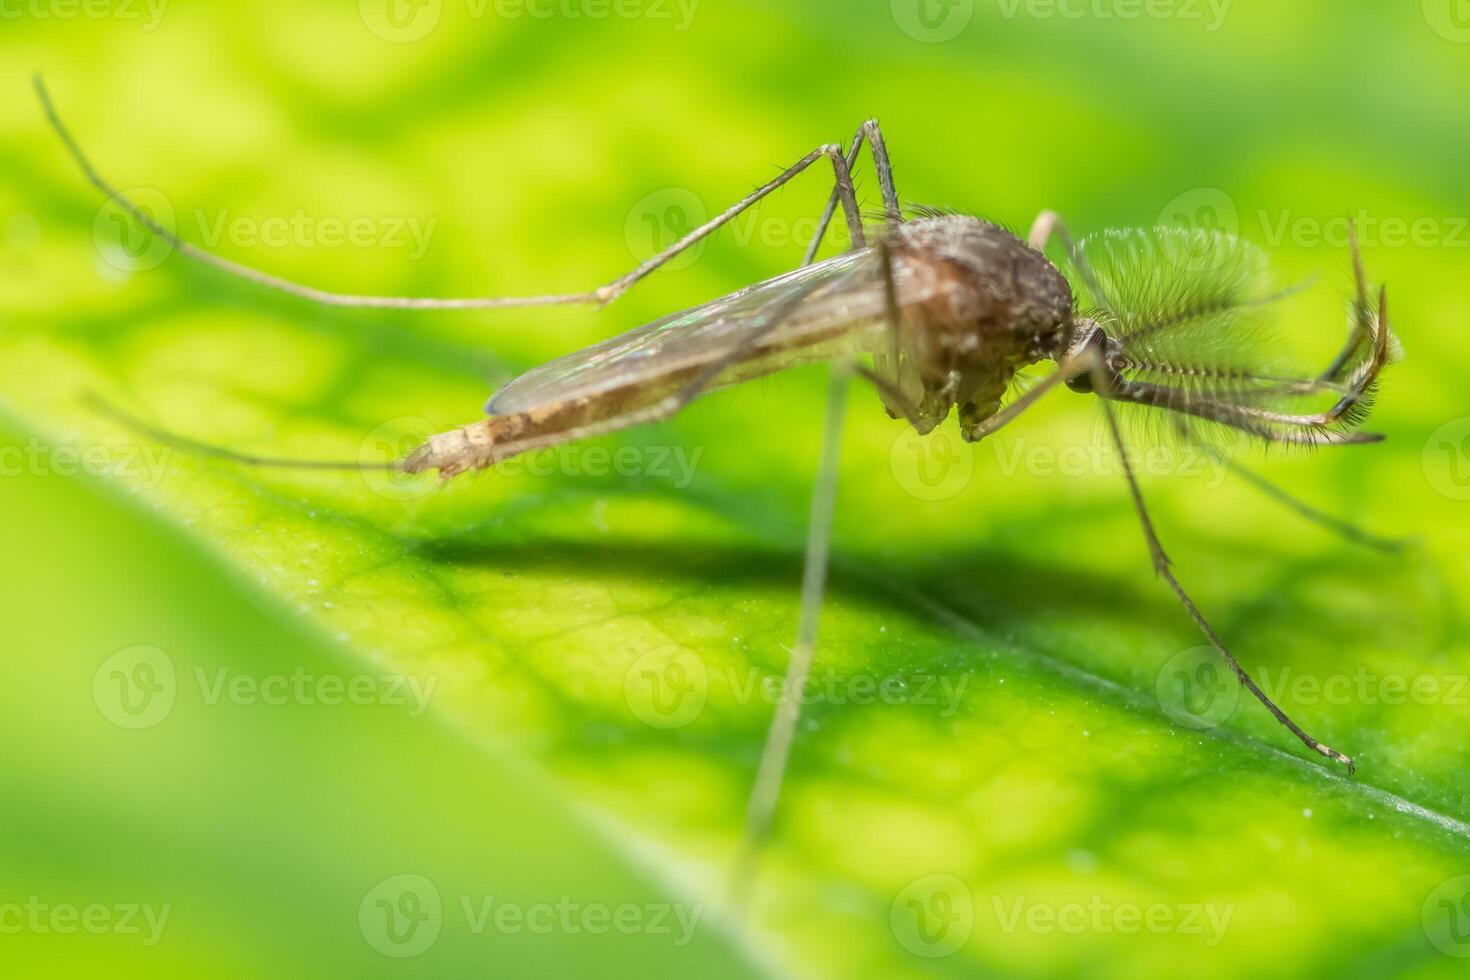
xmin=487 ymin=247 xmax=944 ymax=415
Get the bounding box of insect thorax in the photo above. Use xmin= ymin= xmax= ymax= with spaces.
xmin=889 ymin=216 xmax=1073 ymax=436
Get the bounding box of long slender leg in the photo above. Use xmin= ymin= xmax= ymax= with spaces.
xmin=85 ymin=394 xmax=397 ymax=472
xmin=1116 ymin=376 xmax=1385 ymax=446
xmin=95 ymin=239 xmax=857 ymax=478
xmin=1029 ymin=210 xmax=1111 ymax=311
xmin=976 ymin=359 xmax=1399 ymax=552
xmin=953 ymin=347 xmax=1379 ymax=450
xmin=804 ymin=119 xmax=902 ymax=266
xmin=36 ymin=76 xmax=865 ymax=312
xmin=1321 ymin=220 xmax=1377 ymax=381
xmin=855 ymin=237 xmax=938 ymax=430
xmin=1169 ymin=408 xmax=1403 ymax=552
xmin=1112 ymin=231 xmax=1393 ymax=444
xmin=1096 ymin=388 xmax=1355 ymax=771
xmin=731 ymin=360 xmax=853 ymax=903
xmin=919 ymin=346 xmax=1359 ymax=771
xmin=1199 ymin=446 xmax=1406 ymax=553
xmin=727 ymin=139 xmax=912 ymax=900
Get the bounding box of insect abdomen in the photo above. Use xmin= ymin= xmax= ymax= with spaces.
xmin=402 ymin=412 xmax=549 ymax=478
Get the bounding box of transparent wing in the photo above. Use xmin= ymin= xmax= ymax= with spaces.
xmin=488 ymin=247 xmax=947 ymax=415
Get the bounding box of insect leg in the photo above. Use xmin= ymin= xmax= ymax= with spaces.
xmin=1113 ymin=234 xmax=1393 ymax=442
xmin=804 ymin=119 xmax=902 ymax=266
xmin=96 ymin=272 xmax=836 ymax=479
xmin=962 ymin=354 xmax=1098 ymax=440
xmin=1321 ymin=220 xmax=1379 ymax=381
xmin=728 ymin=169 xmax=916 ymax=899
xmin=86 ymin=394 xmax=398 ymax=472
xmin=849 ymin=237 xmax=939 ymax=430
xmin=1112 ymin=377 xmax=1384 ymax=446
xmin=1028 ymin=210 xmax=1111 ymax=310
xmin=36 ymin=75 xmax=865 ymax=311
xmin=1197 ymin=445 xmax=1405 ymax=553
xmin=731 ymin=361 xmax=853 ymax=903
xmin=1090 ymin=363 xmax=1355 ymax=772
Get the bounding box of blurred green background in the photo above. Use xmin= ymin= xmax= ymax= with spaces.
xmin=2 ymin=2 xmax=1469 ymax=978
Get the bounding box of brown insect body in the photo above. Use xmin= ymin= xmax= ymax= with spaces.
xmin=882 ymin=216 xmax=1074 ymax=438
xmin=407 ymin=217 xmax=1076 ymax=477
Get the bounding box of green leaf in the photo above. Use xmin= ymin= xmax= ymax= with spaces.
xmin=5 ymin=5 xmax=1470 ymax=976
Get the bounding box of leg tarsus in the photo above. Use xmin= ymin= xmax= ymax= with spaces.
xmin=1094 ymin=376 xmax=1356 ymax=773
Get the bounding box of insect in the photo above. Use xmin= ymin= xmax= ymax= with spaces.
xmin=37 ymin=77 xmax=1398 ymax=877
